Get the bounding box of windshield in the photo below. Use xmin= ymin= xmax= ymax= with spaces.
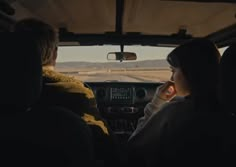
xmin=56 ymin=45 xmax=227 ymax=83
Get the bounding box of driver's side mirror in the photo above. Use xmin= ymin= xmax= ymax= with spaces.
xmin=107 ymin=52 xmax=137 ymax=62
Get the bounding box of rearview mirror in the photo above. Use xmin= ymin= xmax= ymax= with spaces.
xmin=107 ymin=52 xmax=137 ymax=62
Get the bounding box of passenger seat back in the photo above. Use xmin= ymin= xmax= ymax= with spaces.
xmin=0 ymin=33 xmax=94 ymax=166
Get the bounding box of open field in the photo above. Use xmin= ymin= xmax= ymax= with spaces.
xmin=59 ymin=68 xmax=172 ymax=82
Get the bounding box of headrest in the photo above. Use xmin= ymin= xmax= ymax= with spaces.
xmin=219 ymin=45 xmax=236 ymax=111
xmin=220 ymin=45 xmax=236 ymax=73
xmin=0 ymin=33 xmax=42 ymax=110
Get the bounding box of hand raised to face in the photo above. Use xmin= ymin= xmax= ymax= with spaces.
xmin=157 ymin=81 xmax=177 ymax=101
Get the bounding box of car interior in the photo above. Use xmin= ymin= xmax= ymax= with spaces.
xmin=1 ymin=0 xmax=236 ymax=166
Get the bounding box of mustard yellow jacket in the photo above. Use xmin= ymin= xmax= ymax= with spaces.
xmin=40 ymin=68 xmax=108 ymax=134
xmin=39 ymin=68 xmax=121 ymax=165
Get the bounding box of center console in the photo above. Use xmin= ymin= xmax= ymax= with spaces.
xmin=96 ymin=86 xmax=146 ymax=136
xmin=86 ymin=82 xmax=162 ymax=137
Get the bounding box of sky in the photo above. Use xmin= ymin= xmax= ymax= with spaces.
xmin=57 ymin=45 xmax=228 ymax=63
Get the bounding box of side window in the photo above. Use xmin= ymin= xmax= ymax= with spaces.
xmin=219 ymin=47 xmax=228 ymax=56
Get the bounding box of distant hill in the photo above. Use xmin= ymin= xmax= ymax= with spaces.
xmin=56 ymin=59 xmax=169 ymax=71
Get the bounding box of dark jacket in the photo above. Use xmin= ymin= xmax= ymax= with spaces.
xmin=39 ymin=68 xmax=121 ymax=166
xmin=127 ymin=97 xmax=234 ymax=166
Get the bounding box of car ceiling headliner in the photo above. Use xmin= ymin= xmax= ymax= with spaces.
xmin=2 ymin=0 xmax=236 ymax=46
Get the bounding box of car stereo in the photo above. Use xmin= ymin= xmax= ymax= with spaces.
xmin=110 ymin=87 xmax=133 ymax=104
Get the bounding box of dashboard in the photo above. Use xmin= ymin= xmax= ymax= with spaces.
xmin=85 ymin=82 xmax=163 ymax=137
xmin=110 ymin=87 xmax=133 ymax=104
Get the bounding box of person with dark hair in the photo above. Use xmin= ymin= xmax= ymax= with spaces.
xmin=127 ymin=38 xmax=222 ymax=166
xmin=14 ymin=18 xmax=121 ymax=167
